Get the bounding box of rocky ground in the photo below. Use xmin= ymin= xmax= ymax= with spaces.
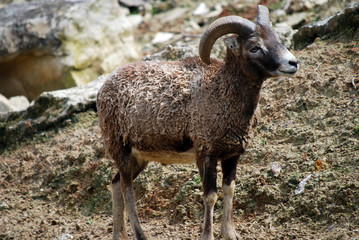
xmin=1 ymin=1 xmax=359 ymax=240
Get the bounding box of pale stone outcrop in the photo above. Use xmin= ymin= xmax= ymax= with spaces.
xmin=0 ymin=0 xmax=140 ymax=100
xmin=293 ymin=2 xmax=359 ymax=49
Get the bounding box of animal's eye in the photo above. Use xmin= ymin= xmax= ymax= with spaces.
xmin=250 ymin=46 xmax=261 ymax=53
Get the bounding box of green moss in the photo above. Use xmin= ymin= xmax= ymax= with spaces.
xmin=60 ymin=70 xmax=77 ymax=89
xmin=62 ymin=40 xmax=95 ymax=69
xmin=70 ymin=68 xmax=99 ymax=86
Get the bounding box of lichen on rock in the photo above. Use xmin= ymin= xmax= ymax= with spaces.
xmin=293 ymin=2 xmax=359 ymax=49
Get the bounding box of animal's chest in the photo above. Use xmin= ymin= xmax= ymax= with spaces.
xmin=191 ymin=104 xmax=259 ymax=151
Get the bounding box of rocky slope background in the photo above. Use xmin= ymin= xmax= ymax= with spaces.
xmin=0 ymin=0 xmax=358 ymax=239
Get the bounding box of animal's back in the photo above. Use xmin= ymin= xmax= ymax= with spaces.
xmin=97 ymin=57 xmax=207 ymax=152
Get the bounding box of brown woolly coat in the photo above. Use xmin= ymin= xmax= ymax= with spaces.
xmin=97 ymin=52 xmax=261 ymax=160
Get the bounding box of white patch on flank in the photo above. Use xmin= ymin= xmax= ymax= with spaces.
xmin=131 ymin=147 xmax=196 ymax=165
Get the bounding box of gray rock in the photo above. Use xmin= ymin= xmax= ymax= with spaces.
xmin=8 ymin=96 xmax=30 ymax=112
xmin=119 ymin=0 xmax=146 ymax=8
xmin=144 ymin=45 xmax=196 ymax=61
xmin=41 ymin=74 xmax=106 ymax=108
xmin=0 ymin=94 xmax=14 ymax=112
xmin=0 ymin=74 xmax=107 ymax=150
xmin=0 ymin=0 xmax=140 ymax=100
xmin=203 ymin=3 xmax=222 ymax=19
xmin=313 ymin=0 xmax=328 ymax=6
xmin=293 ymin=2 xmax=359 ymax=49
xmin=59 ymin=234 xmax=74 ymax=240
xmin=274 ymin=24 xmax=297 ymax=49
xmin=0 ymin=201 xmax=9 ymax=211
xmin=157 ymin=7 xmax=188 ymax=24
xmin=192 ymin=2 xmax=209 ymax=16
xmin=285 ymin=11 xmax=311 ymax=28
xmin=0 ymin=94 xmax=29 ymax=112
xmin=151 ymin=32 xmax=175 ymax=44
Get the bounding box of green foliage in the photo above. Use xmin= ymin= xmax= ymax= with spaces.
xmin=354 ymin=125 xmax=359 ymax=134
xmin=191 ymin=174 xmax=201 ymax=185
xmin=261 ymin=137 xmax=268 ymax=146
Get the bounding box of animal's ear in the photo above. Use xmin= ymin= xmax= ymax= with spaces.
xmin=224 ymin=36 xmax=240 ymax=56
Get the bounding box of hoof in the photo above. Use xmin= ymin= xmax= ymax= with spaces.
xmin=221 ymin=224 xmax=240 ymax=240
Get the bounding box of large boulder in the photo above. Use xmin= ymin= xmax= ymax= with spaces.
xmin=0 ymin=94 xmax=30 ymax=112
xmin=0 ymin=74 xmax=107 ymax=151
xmin=0 ymin=0 xmax=140 ymax=100
xmin=293 ymin=2 xmax=359 ymax=49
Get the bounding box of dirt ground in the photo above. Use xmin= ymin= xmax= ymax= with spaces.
xmin=1 ymin=17 xmax=359 ymax=240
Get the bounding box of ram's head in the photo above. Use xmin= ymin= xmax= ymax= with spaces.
xmin=199 ymin=5 xmax=298 ymax=78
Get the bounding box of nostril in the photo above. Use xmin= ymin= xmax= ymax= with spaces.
xmin=289 ymin=60 xmax=298 ymax=68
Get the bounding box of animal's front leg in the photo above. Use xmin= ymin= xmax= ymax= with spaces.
xmin=221 ymin=156 xmax=240 ymax=240
xmin=197 ymin=154 xmax=218 ymax=240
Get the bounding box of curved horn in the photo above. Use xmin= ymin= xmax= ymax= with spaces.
xmin=257 ymin=5 xmax=271 ymax=26
xmin=199 ymin=16 xmax=255 ymax=65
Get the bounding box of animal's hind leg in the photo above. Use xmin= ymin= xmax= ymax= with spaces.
xmin=112 ymin=172 xmax=127 ymax=240
xmin=119 ymin=153 xmax=148 ymax=240
xmin=112 ymin=150 xmax=147 ymax=240
xmin=221 ymin=156 xmax=240 ymax=240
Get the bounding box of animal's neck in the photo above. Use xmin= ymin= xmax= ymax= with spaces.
xmin=217 ymin=57 xmax=264 ymax=117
